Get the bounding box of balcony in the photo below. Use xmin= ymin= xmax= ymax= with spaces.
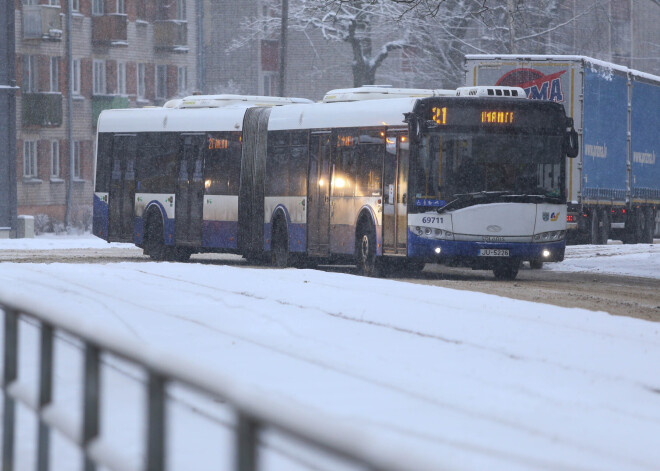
xmin=92 ymin=95 xmax=130 ymax=127
xmin=22 ymin=5 xmax=62 ymax=41
xmin=154 ymin=20 xmax=188 ymax=52
xmin=92 ymin=14 xmax=128 ymax=46
xmin=22 ymin=93 xmax=63 ymax=127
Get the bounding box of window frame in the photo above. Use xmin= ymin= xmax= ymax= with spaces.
xmin=155 ymin=64 xmax=167 ymax=100
xmin=23 ymin=55 xmax=37 ymax=93
xmin=23 ymin=141 xmax=38 ymax=178
xmin=49 ymin=56 xmax=59 ymax=92
xmin=72 ymin=58 xmax=81 ymax=95
xmin=92 ymin=0 xmax=104 ymax=16
xmin=93 ymin=59 xmax=106 ymax=96
xmin=50 ymin=140 xmax=60 ymax=178
xmin=177 ymin=66 xmax=187 ymax=95
xmin=117 ymin=62 xmax=126 ymax=95
xmin=137 ymin=63 xmax=146 ymax=100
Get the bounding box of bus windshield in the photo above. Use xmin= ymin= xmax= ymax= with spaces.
xmin=411 ymin=131 xmax=565 ymax=211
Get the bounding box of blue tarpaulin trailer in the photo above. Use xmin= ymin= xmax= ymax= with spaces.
xmin=465 ymin=55 xmax=660 ymax=244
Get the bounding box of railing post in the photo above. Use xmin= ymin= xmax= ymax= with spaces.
xmin=146 ymin=372 xmax=167 ymax=471
xmin=37 ymin=323 xmax=54 ymax=471
xmin=1 ymin=309 xmax=18 ymax=471
xmin=235 ymin=413 xmax=258 ymax=471
xmin=82 ymin=343 xmax=100 ymax=471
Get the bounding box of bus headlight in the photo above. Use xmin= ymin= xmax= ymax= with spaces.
xmin=533 ymin=230 xmax=566 ymax=242
xmin=410 ymin=226 xmax=454 ymax=240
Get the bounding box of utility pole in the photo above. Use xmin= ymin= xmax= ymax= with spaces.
xmin=64 ymin=0 xmax=74 ymax=228
xmin=0 ymin=0 xmax=18 ymax=238
xmin=278 ymin=0 xmax=288 ymax=97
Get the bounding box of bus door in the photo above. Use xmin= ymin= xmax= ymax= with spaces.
xmin=108 ymin=134 xmax=136 ymax=242
xmin=382 ymin=133 xmax=409 ymax=255
xmin=175 ymin=134 xmax=205 ymax=246
xmin=307 ymin=132 xmax=331 ymax=256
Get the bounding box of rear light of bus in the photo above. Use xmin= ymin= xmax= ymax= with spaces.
xmin=566 ymin=214 xmax=576 ymax=223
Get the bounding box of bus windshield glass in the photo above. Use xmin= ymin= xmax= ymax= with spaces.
xmin=411 ymin=131 xmax=565 ymax=211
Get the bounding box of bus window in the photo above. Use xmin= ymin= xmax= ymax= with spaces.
xmin=289 ymin=144 xmax=308 ymax=196
xmin=266 ymin=133 xmax=289 ymax=196
xmin=204 ymin=132 xmax=241 ymax=195
xmin=136 ymin=133 xmax=179 ymax=194
xmin=95 ymin=133 xmax=114 ymax=193
xmin=356 ymin=129 xmax=384 ymax=197
xmin=334 ymin=131 xmax=357 ymax=197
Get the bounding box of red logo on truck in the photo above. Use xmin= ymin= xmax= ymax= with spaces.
xmin=496 ymin=68 xmax=566 ymax=103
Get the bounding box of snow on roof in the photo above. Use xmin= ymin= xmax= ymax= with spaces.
xmin=465 ymin=54 xmax=660 ymax=83
xmin=267 ymin=97 xmax=419 ymax=131
xmin=97 ymin=106 xmax=249 ymax=133
xmin=323 ymin=86 xmax=454 ymax=103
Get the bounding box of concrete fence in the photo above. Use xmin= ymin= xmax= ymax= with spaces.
xmin=0 ymin=293 xmax=438 ymax=471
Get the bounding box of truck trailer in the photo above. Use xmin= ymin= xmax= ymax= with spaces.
xmin=465 ymin=55 xmax=659 ymax=244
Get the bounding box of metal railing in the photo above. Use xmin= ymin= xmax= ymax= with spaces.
xmin=0 ymin=294 xmax=438 ymax=471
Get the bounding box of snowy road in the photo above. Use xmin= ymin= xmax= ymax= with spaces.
xmin=1 ymin=238 xmax=660 ymax=470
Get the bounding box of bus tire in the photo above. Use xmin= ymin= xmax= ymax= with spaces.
xmin=271 ymin=217 xmax=289 ymax=268
xmin=144 ymin=210 xmax=168 ymax=261
xmin=355 ymin=223 xmax=377 ymax=277
xmin=171 ymin=247 xmax=192 ymax=262
xmin=529 ymin=259 xmax=544 ymax=269
xmin=638 ymin=207 xmax=655 ymax=244
xmin=493 ymin=260 xmax=519 ymax=280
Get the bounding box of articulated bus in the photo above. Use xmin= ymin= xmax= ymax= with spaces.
xmin=93 ymin=87 xmax=578 ymax=280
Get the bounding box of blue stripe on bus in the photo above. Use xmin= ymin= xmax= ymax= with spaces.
xmin=134 ymin=218 xmax=144 ymax=245
xmin=263 ymin=222 xmax=307 ymax=253
xmin=203 ymin=221 xmax=238 ymax=249
xmin=407 ymin=231 xmax=565 ymax=259
xmin=92 ymin=194 xmax=108 ymax=240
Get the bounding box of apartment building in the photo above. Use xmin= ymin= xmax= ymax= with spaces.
xmin=15 ymin=0 xmax=199 ymax=228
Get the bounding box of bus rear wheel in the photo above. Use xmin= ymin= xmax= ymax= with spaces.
xmin=493 ymin=260 xmax=519 ymax=280
xmin=355 ymin=224 xmax=377 ymax=277
xmin=144 ymin=212 xmax=169 ymax=261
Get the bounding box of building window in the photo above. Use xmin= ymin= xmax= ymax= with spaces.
xmin=72 ymin=59 xmax=81 ymax=95
xmin=51 ymin=141 xmax=60 ymax=177
xmin=176 ymin=0 xmax=185 ymax=20
xmin=117 ymin=62 xmax=126 ymax=95
xmin=177 ymin=66 xmax=187 ymax=95
xmin=116 ymin=0 xmax=124 ymax=14
xmin=93 ymin=60 xmax=106 ymax=95
xmin=137 ymin=63 xmax=146 ymax=99
xmin=50 ymin=57 xmax=59 ymax=92
xmin=92 ymin=0 xmax=104 ymax=15
xmin=22 ymin=0 xmax=38 ymax=5
xmin=72 ymin=0 xmax=79 ymax=11
xmin=73 ymin=141 xmax=81 ymax=179
xmin=23 ymin=55 xmax=37 ymax=93
xmin=48 ymin=0 xmax=61 ymax=6
xmin=23 ymin=141 xmax=38 ymax=178
xmin=155 ymin=65 xmax=167 ymax=99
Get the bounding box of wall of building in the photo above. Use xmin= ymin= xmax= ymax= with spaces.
xmin=14 ymin=0 xmax=199 ymax=229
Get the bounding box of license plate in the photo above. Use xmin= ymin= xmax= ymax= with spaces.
xmin=479 ymin=249 xmax=509 ymax=257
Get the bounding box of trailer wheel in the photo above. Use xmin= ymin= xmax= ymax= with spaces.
xmin=271 ymin=217 xmax=289 ymax=268
xmin=599 ymin=208 xmax=610 ymax=245
xmin=355 ymin=222 xmax=378 ymax=277
xmin=589 ymin=210 xmax=601 ymax=245
xmin=639 ymin=207 xmax=655 ymax=244
xmin=493 ymin=260 xmax=520 ymax=280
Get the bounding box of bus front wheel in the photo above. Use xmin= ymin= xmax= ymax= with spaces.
xmin=493 ymin=260 xmax=519 ymax=281
xmin=355 ymin=224 xmax=377 ymax=277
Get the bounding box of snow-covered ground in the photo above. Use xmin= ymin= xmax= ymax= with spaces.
xmin=1 ymin=235 xmax=659 ymax=470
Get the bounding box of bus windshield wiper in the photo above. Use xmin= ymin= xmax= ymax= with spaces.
xmin=437 ymin=191 xmax=562 ymax=213
xmin=437 ymin=191 xmax=511 ymax=213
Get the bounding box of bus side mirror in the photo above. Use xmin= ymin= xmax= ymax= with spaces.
xmin=565 ymin=128 xmax=579 ymax=158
